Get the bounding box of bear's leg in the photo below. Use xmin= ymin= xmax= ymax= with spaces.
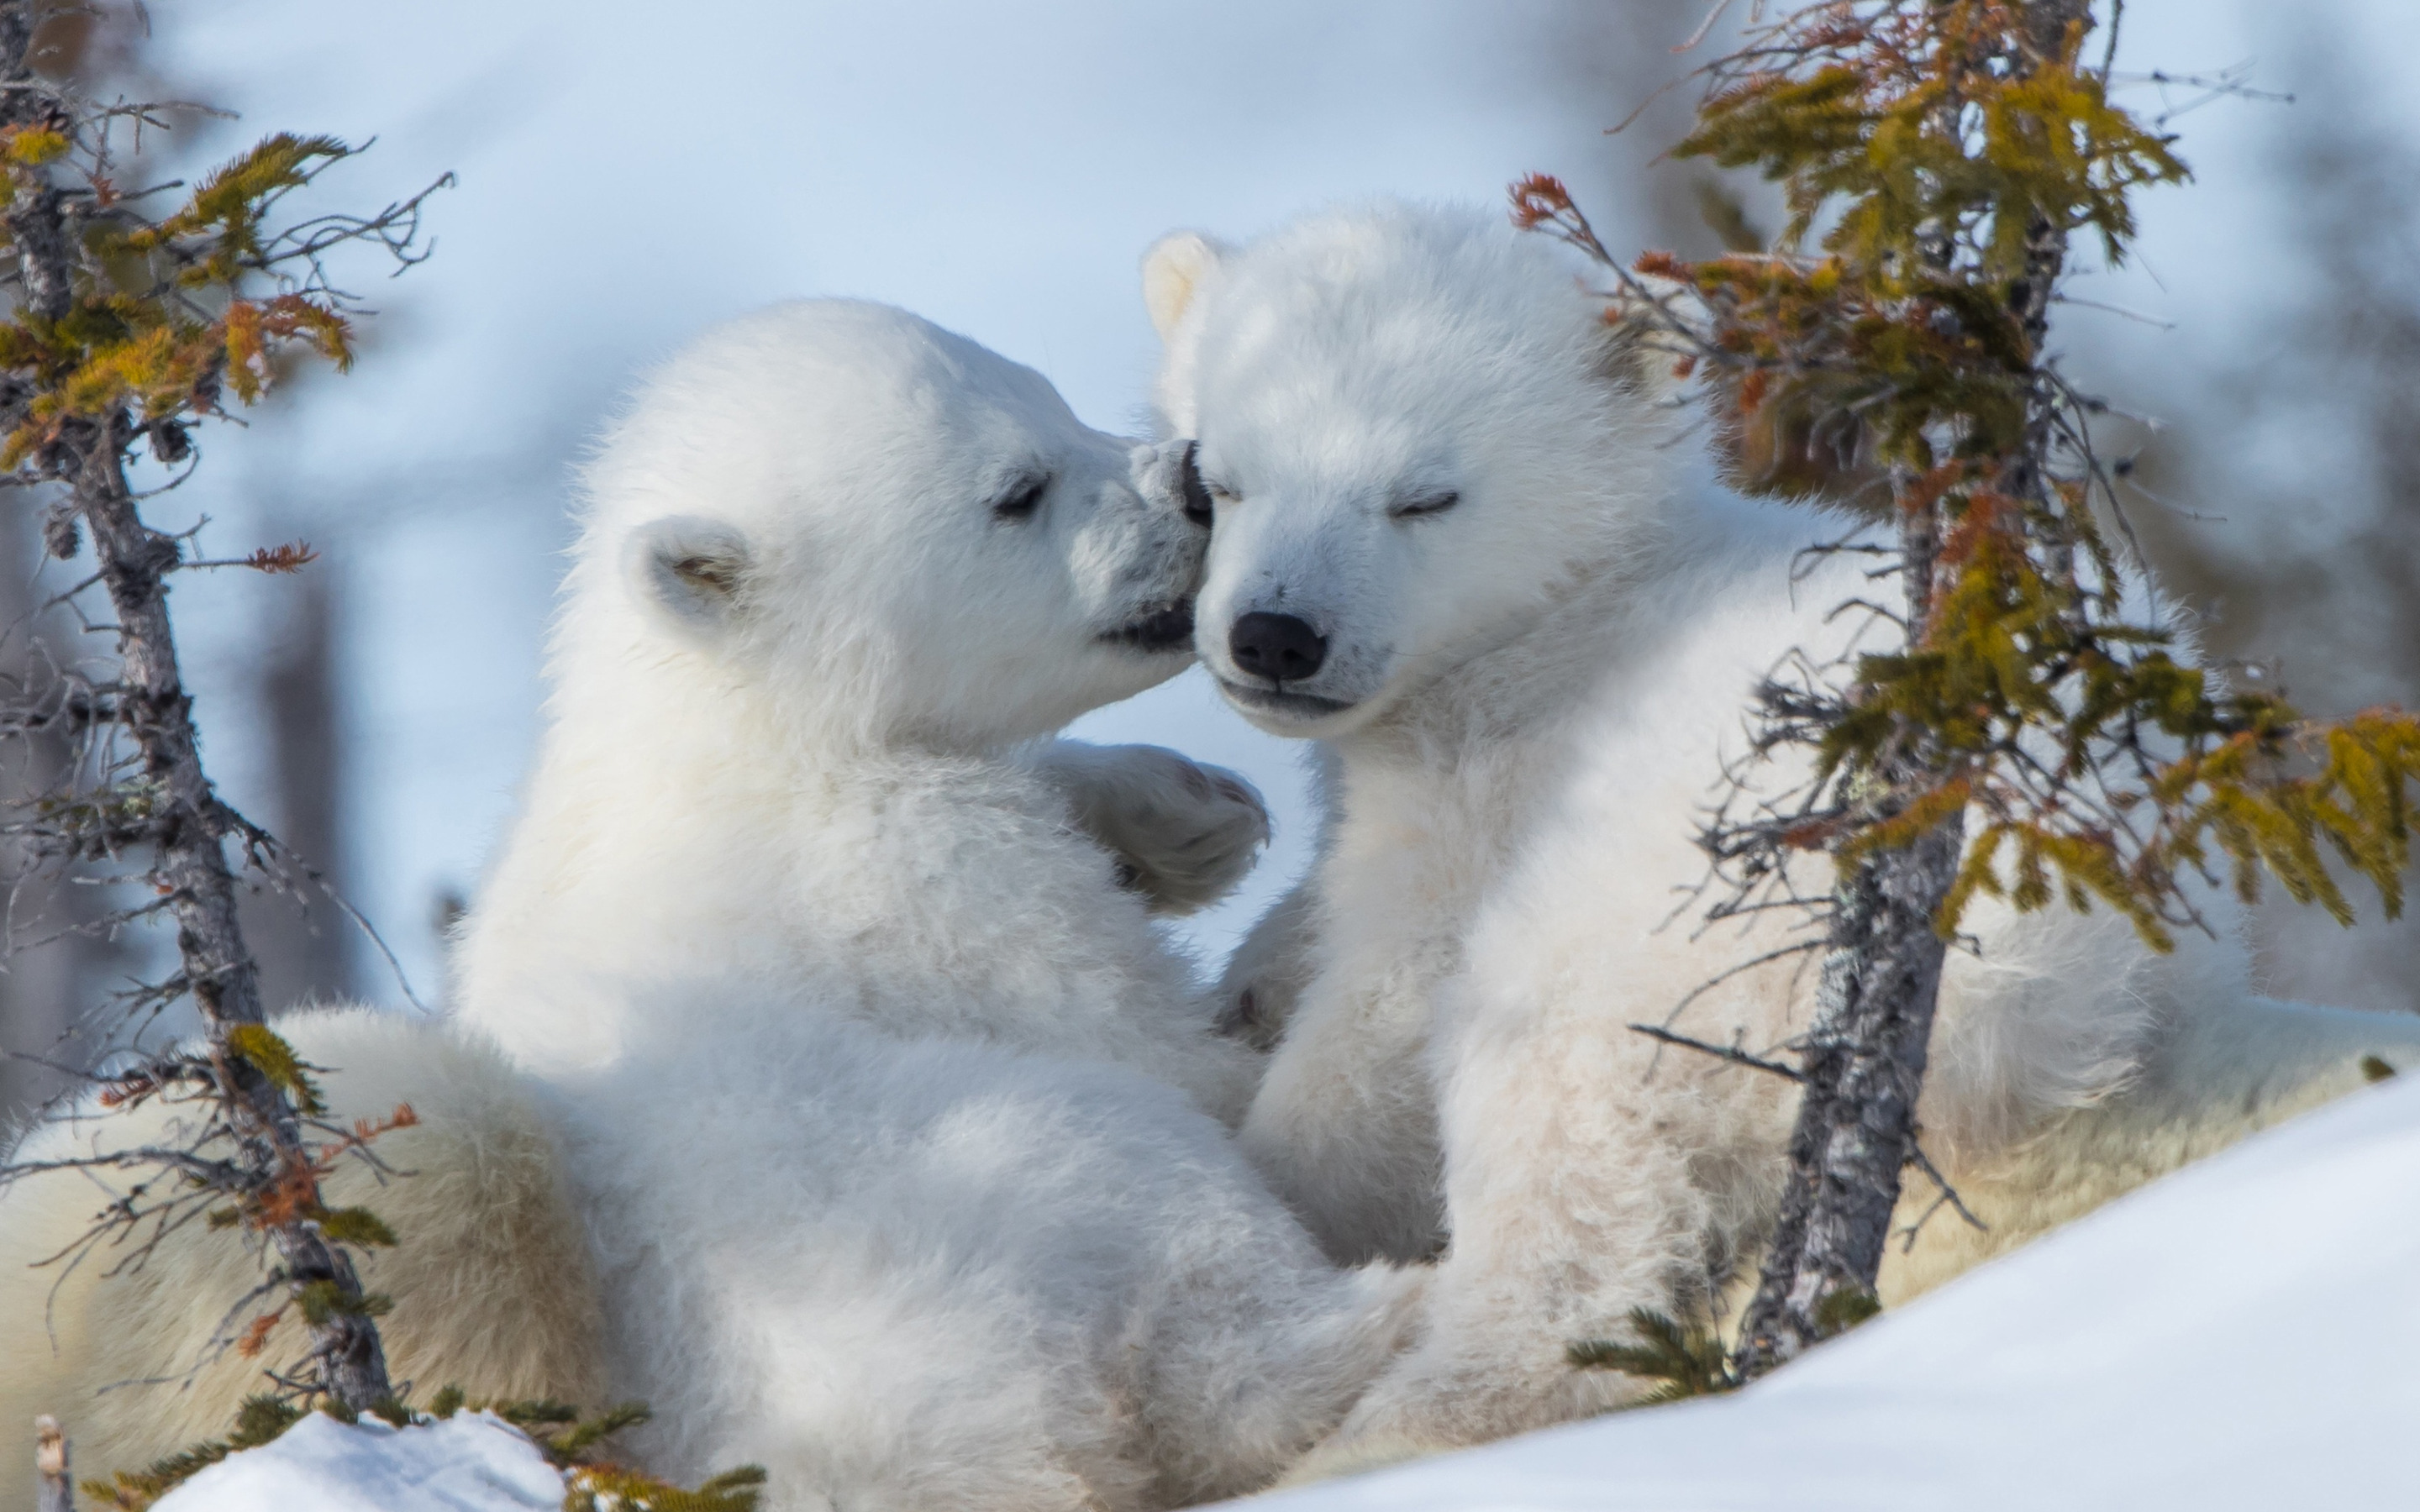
xmin=1291 ymin=966 xmax=1778 ymax=1470
xmin=1027 ymin=741 xmax=1269 ymax=917
xmin=1211 ymin=878 xmax=1322 ymax=1049
xmin=0 ymin=1007 xmax=604 ymax=1480
xmin=1236 ymin=968 xmax=1449 ymax=1268
xmin=1212 ymin=746 xmax=1343 ymax=1048
xmin=1130 ymin=1221 xmax=1428 ymax=1504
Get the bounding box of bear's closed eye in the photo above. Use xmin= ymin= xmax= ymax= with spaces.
xmin=992 ymin=476 xmax=1050 ymax=520
xmin=1388 ymin=489 xmax=1460 ymax=519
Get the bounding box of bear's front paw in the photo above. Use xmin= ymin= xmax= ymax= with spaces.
xmin=1036 ymin=741 xmax=1270 ymax=916
xmin=1210 ymin=878 xmax=1323 ymax=1049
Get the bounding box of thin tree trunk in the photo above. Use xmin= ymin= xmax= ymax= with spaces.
xmin=1733 ymin=528 xmax=1964 ymax=1377
xmin=3 ymin=3 xmax=392 ymax=1407
xmin=0 ymin=504 xmax=122 ymax=1136
xmin=76 ymin=436 xmax=392 ymax=1406
xmin=1733 ymin=0 xmax=2089 ymax=1378
xmin=246 ymin=549 xmax=357 ymax=1011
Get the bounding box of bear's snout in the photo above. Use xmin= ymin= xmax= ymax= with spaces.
xmin=1228 ymin=612 xmax=1327 ymax=684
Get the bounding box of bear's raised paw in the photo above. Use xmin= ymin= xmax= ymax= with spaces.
xmin=1034 ymin=740 xmax=1270 ymax=916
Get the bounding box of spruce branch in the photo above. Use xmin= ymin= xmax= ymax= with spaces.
xmin=0 ymin=0 xmax=449 ymax=1413
xmin=1519 ymin=0 xmax=2420 ymax=1382
xmin=1568 ymin=1306 xmax=1741 ymax=1404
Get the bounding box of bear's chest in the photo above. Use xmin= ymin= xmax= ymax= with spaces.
xmin=786 ymin=787 xmax=1165 ymax=1047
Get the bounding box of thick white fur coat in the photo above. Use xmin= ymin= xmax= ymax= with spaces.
xmin=0 ymin=1009 xmax=607 ymax=1479
xmin=1147 ymin=202 xmax=2420 ymax=1462
xmin=0 ymin=302 xmax=1413 ymax=1511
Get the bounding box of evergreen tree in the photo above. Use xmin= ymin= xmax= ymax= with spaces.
xmin=0 ymin=0 xmax=446 ymax=1412
xmin=1518 ymin=0 xmax=2420 ymax=1378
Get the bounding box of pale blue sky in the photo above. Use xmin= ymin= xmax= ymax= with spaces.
xmin=129 ymin=0 xmax=2420 ymax=1000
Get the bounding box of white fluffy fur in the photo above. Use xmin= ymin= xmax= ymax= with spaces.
xmin=0 ymin=1010 xmax=608 ymax=1485
xmin=1145 ymin=202 xmax=2420 ymax=1461
xmin=1 ymin=302 xmax=1414 ymax=1511
xmin=1034 ymin=739 xmax=1270 ymax=917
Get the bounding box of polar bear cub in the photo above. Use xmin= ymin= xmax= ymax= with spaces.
xmin=1 ymin=302 xmax=1415 ymax=1510
xmin=445 ymin=301 xmax=1425 ymax=1500
xmin=1144 ymin=202 xmax=2420 ymax=1458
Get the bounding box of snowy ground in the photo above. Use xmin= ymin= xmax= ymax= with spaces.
xmin=150 ymin=1412 xmax=561 ymax=1512
xmin=1255 ymin=1074 xmax=2420 ymax=1512
xmin=147 ymin=1073 xmax=2420 ymax=1510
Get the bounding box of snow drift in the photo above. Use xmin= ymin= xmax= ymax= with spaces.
xmin=146 ymin=1071 xmax=2420 ymax=1510
xmin=1248 ymin=1070 xmax=2420 ymax=1511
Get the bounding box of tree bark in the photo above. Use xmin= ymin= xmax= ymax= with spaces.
xmin=75 ymin=438 xmax=392 ymax=1406
xmin=2 ymin=2 xmax=392 ymax=1408
xmin=1733 ymin=528 xmax=1965 ymax=1378
xmin=0 ymin=502 xmax=126 ymax=1137
xmin=1733 ymin=0 xmax=2090 ymax=1378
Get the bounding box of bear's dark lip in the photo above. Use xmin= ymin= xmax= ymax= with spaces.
xmin=1217 ymin=680 xmax=1357 ymax=719
xmin=1102 ymin=600 xmax=1196 ymax=654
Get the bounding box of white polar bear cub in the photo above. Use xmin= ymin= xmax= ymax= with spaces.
xmin=1144 ymin=202 xmax=2420 ymax=1459
xmin=0 ymin=302 xmax=1417 ymax=1511
xmin=447 ymin=301 xmax=1423 ymax=1506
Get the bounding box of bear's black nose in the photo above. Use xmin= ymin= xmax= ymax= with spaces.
xmin=1228 ymin=612 xmax=1327 ymax=683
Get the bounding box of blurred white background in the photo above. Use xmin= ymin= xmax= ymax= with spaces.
xmin=10 ymin=0 xmax=2417 ymax=1104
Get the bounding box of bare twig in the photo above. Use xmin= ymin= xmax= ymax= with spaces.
xmin=1628 ymin=1022 xmax=1805 ymax=1081
xmin=1903 ymin=1138 xmax=1987 ymax=1236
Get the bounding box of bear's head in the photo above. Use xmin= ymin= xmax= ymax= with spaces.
xmin=562 ymin=300 xmax=1202 ymax=751
xmin=1144 ymin=202 xmax=1671 ymax=739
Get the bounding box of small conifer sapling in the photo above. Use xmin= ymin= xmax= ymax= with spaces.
xmin=0 ymin=0 xmax=448 ymax=1413
xmin=1518 ymin=0 xmax=2420 ymax=1381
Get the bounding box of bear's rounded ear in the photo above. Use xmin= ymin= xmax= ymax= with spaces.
xmin=623 ymin=515 xmax=753 ymax=633
xmin=1141 ymin=230 xmax=1228 ymax=340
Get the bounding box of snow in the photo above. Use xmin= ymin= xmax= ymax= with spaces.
xmin=1248 ymin=1073 xmax=2420 ymax=1512
xmin=140 ymin=1075 xmax=2420 ymax=1510
xmin=149 ymin=1411 xmax=564 ymax=1512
